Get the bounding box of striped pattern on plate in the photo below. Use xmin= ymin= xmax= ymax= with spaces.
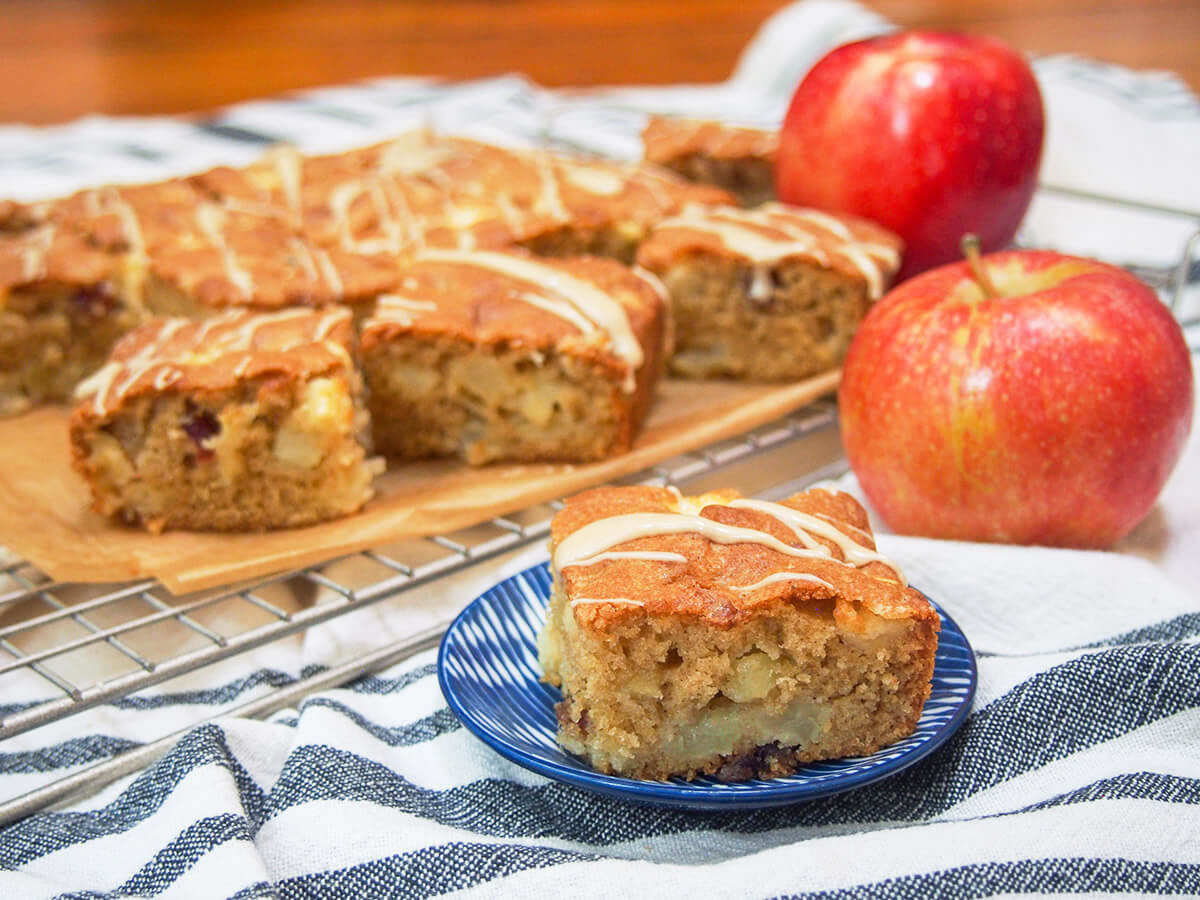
xmin=438 ymin=561 xmax=977 ymax=810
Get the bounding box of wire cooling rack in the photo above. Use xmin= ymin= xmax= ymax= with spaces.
xmin=0 ymin=400 xmax=849 ymax=823
xmin=0 ymin=184 xmax=1196 ymax=825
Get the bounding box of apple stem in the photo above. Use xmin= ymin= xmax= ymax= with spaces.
xmin=961 ymin=234 xmax=998 ymax=299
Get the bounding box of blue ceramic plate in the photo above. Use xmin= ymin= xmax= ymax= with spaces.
xmin=438 ymin=561 xmax=976 ymax=810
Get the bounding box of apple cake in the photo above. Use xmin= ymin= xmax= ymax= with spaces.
xmin=642 ymin=115 xmax=779 ymax=208
xmin=70 ymin=306 xmax=382 ymax=532
xmin=359 ymin=248 xmax=669 ymax=464
xmin=636 ymin=203 xmax=903 ymax=380
xmin=0 ymin=224 xmax=145 ymax=415
xmin=192 ymin=131 xmax=734 ymax=264
xmin=538 ymin=484 xmax=939 ymax=782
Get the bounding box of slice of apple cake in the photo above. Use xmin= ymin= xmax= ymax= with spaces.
xmin=70 ymin=306 xmax=381 ymax=532
xmin=537 ymin=484 xmax=939 ymax=781
xmin=359 ymin=248 xmax=670 ymax=465
xmin=636 ymin=203 xmax=902 ymax=381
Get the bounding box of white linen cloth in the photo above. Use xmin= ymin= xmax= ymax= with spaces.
xmin=0 ymin=1 xmax=1197 ymax=896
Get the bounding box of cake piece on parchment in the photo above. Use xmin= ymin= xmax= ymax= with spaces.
xmin=0 ymin=224 xmax=144 ymax=415
xmin=70 ymin=306 xmax=382 ymax=533
xmin=637 ymin=203 xmax=902 ymax=381
xmin=538 ymin=484 xmax=938 ymax=782
xmin=359 ymin=248 xmax=670 ymax=465
xmin=643 ymin=115 xmax=779 ymax=208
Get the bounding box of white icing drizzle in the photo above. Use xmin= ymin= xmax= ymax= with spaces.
xmin=566 ymin=550 xmax=688 ymax=568
xmin=754 ymin=205 xmax=900 ymax=297
xmin=288 ymin=237 xmax=318 ymax=283
xmin=494 ymin=193 xmax=526 ymax=234
xmin=532 ymin=152 xmax=570 ymax=222
xmin=380 ymin=179 xmax=426 ymax=249
xmin=660 ymin=211 xmax=820 ymax=266
xmin=377 ymin=295 xmax=437 ymax=311
xmin=661 ymin=205 xmax=894 ymax=300
xmin=268 ymin=146 xmax=303 ymax=220
xmin=76 ymin=309 xmax=348 ymax=414
xmin=560 ymin=161 xmax=625 ymax=197
xmin=454 ymin=221 xmax=477 ymax=251
xmin=631 ymin=265 xmax=670 ymax=304
xmin=289 ymin=239 xmax=345 ymax=298
xmin=312 ymin=249 xmax=344 ymax=297
xmin=552 ymin=499 xmax=905 ymax=586
xmin=372 ymin=294 xmax=437 ymax=327
xmin=728 ymin=498 xmax=906 ymax=585
xmin=103 ymin=188 xmax=146 ymax=260
xmin=311 ymin=308 xmax=347 ymax=341
xmin=515 ymin=291 xmax=596 ymax=336
xmin=630 ymin=167 xmax=674 ymax=211
xmin=784 ymin=207 xmax=853 ymax=240
xmin=76 ymin=318 xmax=189 ymax=413
xmin=152 ymin=368 xmax=182 ymax=390
xmin=733 ymin=572 xmax=835 ymax=593
xmin=194 ymin=205 xmax=255 ymax=299
xmin=813 ymin=511 xmax=873 ymax=543
xmin=326 ymin=179 xmax=405 ymax=255
xmin=553 ymin=513 xmax=830 ymax=571
xmin=376 ymin=135 xmax=456 ymax=177
xmin=415 ymin=249 xmax=643 ymax=392
xmin=19 ymin=225 xmax=55 ymax=283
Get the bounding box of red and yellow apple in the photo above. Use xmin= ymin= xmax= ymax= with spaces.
xmin=838 ymin=246 xmax=1194 ymax=548
xmin=776 ymin=31 xmax=1045 ymax=281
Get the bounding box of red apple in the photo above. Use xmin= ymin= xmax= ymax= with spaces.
xmin=838 ymin=246 xmax=1194 ymax=548
xmin=776 ymin=31 xmax=1045 ymax=281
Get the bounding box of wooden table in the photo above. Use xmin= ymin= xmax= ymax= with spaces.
xmin=1 ymin=0 xmax=1196 ymax=125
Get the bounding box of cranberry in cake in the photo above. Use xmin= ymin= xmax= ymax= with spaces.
xmin=636 ymin=203 xmax=903 ymax=381
xmin=70 ymin=306 xmax=382 ymax=532
xmin=538 ymin=485 xmax=939 ymax=782
xmin=0 ymin=224 xmax=143 ymax=415
xmin=359 ymin=248 xmax=669 ymax=465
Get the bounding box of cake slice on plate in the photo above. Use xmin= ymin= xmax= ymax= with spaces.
xmin=538 ymin=484 xmax=938 ymax=782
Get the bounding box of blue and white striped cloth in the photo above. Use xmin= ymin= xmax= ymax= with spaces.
xmin=1 ymin=1 xmax=1198 ymax=896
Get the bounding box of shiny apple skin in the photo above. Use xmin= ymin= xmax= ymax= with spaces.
xmin=777 ymin=31 xmax=1045 ymax=281
xmin=838 ymin=251 xmax=1194 ymax=548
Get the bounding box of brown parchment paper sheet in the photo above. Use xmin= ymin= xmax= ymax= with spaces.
xmin=0 ymin=371 xmax=839 ymax=593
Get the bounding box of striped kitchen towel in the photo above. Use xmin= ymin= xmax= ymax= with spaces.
xmin=0 ymin=532 xmax=1197 ymax=898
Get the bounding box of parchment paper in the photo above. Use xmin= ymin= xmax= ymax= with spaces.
xmin=0 ymin=372 xmax=838 ymax=593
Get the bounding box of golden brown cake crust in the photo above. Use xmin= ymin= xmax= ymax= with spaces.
xmin=359 ymin=249 xmax=668 ymax=463
xmin=360 ymin=250 xmax=665 ymax=375
xmin=541 ymin=484 xmax=941 ymax=782
xmin=0 ymin=225 xmax=117 ymax=289
xmin=551 ymin=485 xmax=935 ymax=630
xmin=71 ymin=307 xmax=356 ymax=424
xmin=191 ymin=132 xmax=733 ymax=259
xmin=642 ymin=115 xmax=779 ymax=165
xmin=635 ymin=203 xmax=903 ymax=294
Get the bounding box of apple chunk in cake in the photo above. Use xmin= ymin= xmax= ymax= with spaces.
xmin=537 ymin=485 xmax=939 ymax=782
xmin=637 ymin=203 xmax=903 ymax=381
xmin=360 ymin=249 xmax=669 ymax=465
xmin=70 ymin=306 xmax=382 ymax=533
